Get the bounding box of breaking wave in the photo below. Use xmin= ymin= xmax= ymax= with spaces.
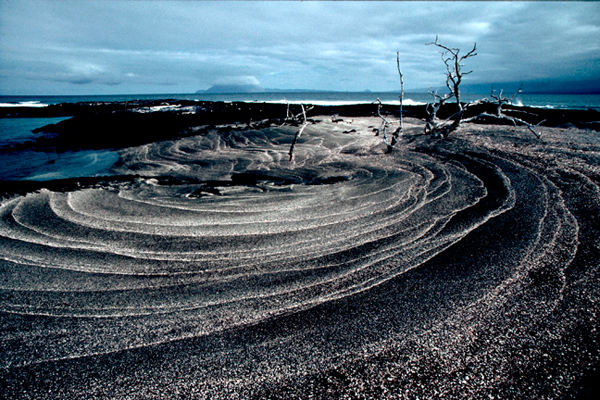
xmin=0 ymin=101 xmax=48 ymax=108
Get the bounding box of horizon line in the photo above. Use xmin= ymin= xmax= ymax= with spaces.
xmin=3 ymin=90 xmax=600 ymax=97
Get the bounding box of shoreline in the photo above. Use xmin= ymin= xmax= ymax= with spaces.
xmin=0 ymin=100 xmax=598 ymax=155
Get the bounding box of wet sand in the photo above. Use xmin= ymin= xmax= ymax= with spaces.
xmin=1 ymin=113 xmax=599 ymax=398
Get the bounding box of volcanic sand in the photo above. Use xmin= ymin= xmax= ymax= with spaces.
xmin=1 ymin=116 xmax=599 ymax=398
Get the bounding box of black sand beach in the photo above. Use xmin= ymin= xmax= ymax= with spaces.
xmin=1 ymin=101 xmax=599 ymax=399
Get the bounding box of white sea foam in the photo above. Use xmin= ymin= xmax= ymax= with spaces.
xmin=133 ymin=105 xmax=198 ymax=113
xmin=0 ymin=101 xmax=48 ymax=108
xmin=400 ymin=99 xmax=427 ymax=106
xmin=246 ymin=98 xmax=426 ymax=106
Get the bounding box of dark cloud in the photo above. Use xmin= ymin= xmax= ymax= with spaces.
xmin=1 ymin=1 xmax=598 ymax=95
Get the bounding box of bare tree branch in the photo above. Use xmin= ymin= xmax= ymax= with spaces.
xmin=462 ymin=84 xmax=544 ymax=139
xmin=487 ymin=83 xmax=522 ymax=116
xmin=285 ymin=98 xmax=293 ymax=120
xmin=281 ymin=100 xmax=314 ymax=127
xmin=386 ymin=52 xmax=404 ymax=153
xmin=527 ymin=119 xmax=545 ymax=139
xmin=424 ymin=36 xmax=477 ymax=137
xmin=373 ymin=98 xmax=390 ymax=145
xmin=288 ymin=104 xmax=311 ymax=161
xmin=424 ymin=88 xmax=453 ymax=137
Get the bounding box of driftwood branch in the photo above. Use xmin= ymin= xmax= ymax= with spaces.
xmin=464 ymin=112 xmax=544 ymax=139
xmin=462 ymin=84 xmax=544 ymax=138
xmin=488 ymin=84 xmax=522 ymax=116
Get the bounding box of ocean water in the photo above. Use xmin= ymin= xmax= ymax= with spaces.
xmin=2 ymin=92 xmax=600 ymax=110
xmin=1 ymin=92 xmax=599 ymax=182
xmin=0 ymin=117 xmax=118 ymax=181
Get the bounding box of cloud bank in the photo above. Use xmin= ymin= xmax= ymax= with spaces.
xmin=0 ymin=1 xmax=598 ymax=95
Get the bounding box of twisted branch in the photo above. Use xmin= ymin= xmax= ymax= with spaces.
xmin=373 ymin=98 xmax=390 ymax=145
xmin=424 ymin=88 xmax=453 ymax=137
xmin=425 ymin=36 xmax=477 ymax=137
xmin=462 ymin=84 xmax=544 ymax=138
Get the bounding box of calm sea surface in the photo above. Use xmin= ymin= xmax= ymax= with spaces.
xmin=1 ymin=92 xmax=599 ymax=181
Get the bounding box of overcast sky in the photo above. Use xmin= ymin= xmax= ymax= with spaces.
xmin=1 ymin=1 xmax=599 ymax=95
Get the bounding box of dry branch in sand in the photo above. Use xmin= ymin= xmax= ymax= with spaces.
xmin=462 ymin=85 xmax=545 ymax=138
xmin=288 ymin=104 xmax=313 ymax=161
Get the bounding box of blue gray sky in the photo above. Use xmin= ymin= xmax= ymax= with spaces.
xmin=1 ymin=1 xmax=599 ymax=95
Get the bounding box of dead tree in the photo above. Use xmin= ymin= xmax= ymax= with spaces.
xmin=463 ymin=85 xmax=545 ymax=138
xmin=374 ymin=53 xmax=404 ymax=153
xmin=425 ymin=36 xmax=477 ymax=137
xmin=386 ymin=52 xmax=404 ymax=153
xmin=424 ymin=88 xmax=454 ymax=137
xmin=373 ymin=98 xmax=390 ymax=141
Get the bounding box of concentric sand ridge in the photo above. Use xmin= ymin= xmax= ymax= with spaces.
xmin=1 ymin=117 xmax=598 ymax=399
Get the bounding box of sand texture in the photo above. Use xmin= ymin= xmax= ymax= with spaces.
xmin=1 ymin=115 xmax=599 ymax=399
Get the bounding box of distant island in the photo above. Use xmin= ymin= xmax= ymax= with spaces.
xmin=196 ymin=79 xmax=600 ymax=95
xmin=199 ymin=84 xmax=265 ymax=94
xmin=197 ymin=85 xmax=332 ymax=94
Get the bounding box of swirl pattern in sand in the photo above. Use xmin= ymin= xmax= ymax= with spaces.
xmin=1 ymin=117 xmax=599 ymax=399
